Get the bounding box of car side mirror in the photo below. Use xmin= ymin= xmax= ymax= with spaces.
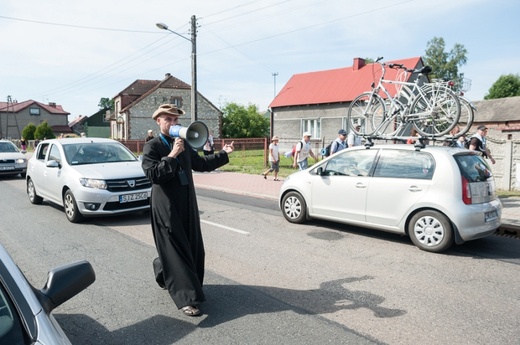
xmin=46 ymin=160 xmax=60 ymax=168
xmin=316 ymin=167 xmax=324 ymax=176
xmin=36 ymin=260 xmax=96 ymax=314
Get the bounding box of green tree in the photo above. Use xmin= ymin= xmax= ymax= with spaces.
xmin=98 ymin=97 xmax=114 ymax=110
xmin=423 ymin=37 xmax=468 ymax=91
xmin=22 ymin=122 xmax=37 ymax=140
xmin=34 ymin=121 xmax=55 ymax=140
xmin=221 ymin=103 xmax=269 ymax=138
xmin=484 ymin=74 xmax=520 ymax=99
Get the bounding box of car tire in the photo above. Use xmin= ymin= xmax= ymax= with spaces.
xmin=64 ymin=189 xmax=84 ymax=223
xmin=27 ymin=178 xmax=43 ymax=204
xmin=408 ymin=210 xmax=454 ymax=253
xmin=281 ymin=191 xmax=307 ymax=224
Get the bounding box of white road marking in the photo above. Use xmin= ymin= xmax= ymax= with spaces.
xmin=201 ymin=219 xmax=250 ymax=235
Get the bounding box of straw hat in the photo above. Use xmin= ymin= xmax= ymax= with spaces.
xmin=152 ymin=104 xmax=185 ymax=119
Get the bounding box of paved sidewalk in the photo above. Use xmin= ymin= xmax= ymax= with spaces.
xmin=193 ymin=170 xmax=520 ymax=235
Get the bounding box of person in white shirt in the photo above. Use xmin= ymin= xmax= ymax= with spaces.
xmin=262 ymin=136 xmax=281 ymax=180
xmin=347 ymin=125 xmax=362 ymax=147
xmin=469 ymin=125 xmax=495 ymax=164
xmin=293 ymin=132 xmax=317 ymax=170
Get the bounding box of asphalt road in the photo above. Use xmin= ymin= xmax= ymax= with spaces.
xmin=0 ymin=176 xmax=519 ymax=345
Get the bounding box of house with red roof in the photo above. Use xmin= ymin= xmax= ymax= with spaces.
xmin=268 ymin=57 xmax=426 ymax=146
xmin=0 ymin=100 xmax=70 ymax=139
xmin=110 ymin=73 xmax=222 ymax=140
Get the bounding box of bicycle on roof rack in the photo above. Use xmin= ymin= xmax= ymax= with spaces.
xmin=426 ymin=78 xmax=475 ymax=143
xmin=347 ymin=57 xmax=461 ymax=140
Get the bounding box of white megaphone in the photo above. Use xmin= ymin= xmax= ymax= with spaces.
xmin=168 ymin=121 xmax=209 ymax=149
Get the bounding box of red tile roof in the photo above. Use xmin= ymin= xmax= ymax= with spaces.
xmin=117 ymin=75 xmax=192 ymax=113
xmin=0 ymin=100 xmax=69 ymax=115
xmin=269 ymin=57 xmax=423 ymax=108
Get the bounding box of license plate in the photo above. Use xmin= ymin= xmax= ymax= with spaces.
xmin=485 ymin=210 xmax=498 ymax=222
xmin=120 ymin=192 xmax=148 ymax=203
xmin=0 ymin=166 xmax=15 ymax=170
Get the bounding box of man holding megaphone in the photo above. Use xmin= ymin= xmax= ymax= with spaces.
xmin=141 ymin=104 xmax=234 ymax=317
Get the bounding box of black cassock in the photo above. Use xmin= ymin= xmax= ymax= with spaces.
xmin=141 ymin=135 xmax=229 ymax=308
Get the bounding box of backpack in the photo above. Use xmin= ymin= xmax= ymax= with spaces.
xmin=464 ymin=136 xmax=474 ymax=149
xmin=320 ymin=141 xmax=335 ymax=157
xmin=285 ymin=140 xmax=304 ymax=158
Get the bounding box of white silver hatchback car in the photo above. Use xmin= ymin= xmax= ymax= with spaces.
xmin=26 ymin=138 xmax=151 ymax=223
xmin=279 ymin=144 xmax=502 ymax=252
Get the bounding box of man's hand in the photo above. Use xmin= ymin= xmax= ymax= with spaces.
xmin=223 ymin=141 xmax=234 ymax=154
xmin=168 ymin=138 xmax=184 ymax=158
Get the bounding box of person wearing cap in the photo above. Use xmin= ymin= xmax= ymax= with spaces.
xmin=145 ymin=129 xmax=154 ymax=142
xmin=469 ymin=125 xmax=496 ymax=164
xmin=330 ymin=129 xmax=348 ymax=155
xmin=141 ymin=104 xmax=235 ymax=317
xmin=262 ymin=135 xmax=281 ymax=180
xmin=347 ymin=125 xmax=362 ymax=147
xmin=293 ymin=132 xmax=317 ymax=170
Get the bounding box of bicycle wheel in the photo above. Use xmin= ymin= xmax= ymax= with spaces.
xmin=451 ymin=97 xmax=474 ymax=138
xmin=410 ymin=87 xmax=460 ymax=137
xmin=347 ymin=92 xmax=385 ymax=136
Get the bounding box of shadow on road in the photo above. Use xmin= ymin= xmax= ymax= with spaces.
xmin=56 ymin=276 xmax=402 ymax=344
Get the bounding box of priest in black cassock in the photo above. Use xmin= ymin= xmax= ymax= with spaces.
xmin=142 ymin=104 xmax=234 ymax=317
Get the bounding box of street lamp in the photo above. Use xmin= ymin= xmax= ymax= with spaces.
xmin=156 ymin=16 xmax=197 ymax=122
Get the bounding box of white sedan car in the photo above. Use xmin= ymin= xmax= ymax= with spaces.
xmin=280 ymin=144 xmax=502 ymax=253
xmin=26 ymin=138 xmax=151 ymax=222
xmin=0 ymin=140 xmax=27 ymax=178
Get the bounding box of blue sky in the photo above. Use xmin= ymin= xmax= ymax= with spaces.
xmin=1 ymin=0 xmax=519 ymax=121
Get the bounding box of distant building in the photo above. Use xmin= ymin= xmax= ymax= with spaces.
xmin=69 ymin=108 xmax=111 ymax=138
xmin=0 ymin=100 xmax=70 ymax=139
xmin=109 ymin=73 xmax=222 ymax=140
xmin=269 ymin=57 xmax=426 ymax=144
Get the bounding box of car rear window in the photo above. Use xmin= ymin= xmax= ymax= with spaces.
xmin=373 ymin=149 xmax=435 ymax=179
xmin=454 ymin=153 xmax=492 ymax=182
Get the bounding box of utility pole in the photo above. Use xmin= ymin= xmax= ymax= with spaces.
xmin=272 ymin=72 xmax=278 ymax=98
xmin=5 ymin=95 xmax=20 ymax=139
xmin=190 ymin=15 xmax=198 ymax=122
xmin=156 ymin=15 xmax=198 ymax=122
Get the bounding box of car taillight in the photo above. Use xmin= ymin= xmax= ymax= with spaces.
xmin=461 ymin=176 xmax=472 ymax=204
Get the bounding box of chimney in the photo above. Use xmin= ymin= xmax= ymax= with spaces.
xmin=49 ymin=102 xmax=56 ymax=107
xmin=165 ymin=73 xmax=171 ymax=79
xmin=353 ymin=58 xmax=366 ymax=71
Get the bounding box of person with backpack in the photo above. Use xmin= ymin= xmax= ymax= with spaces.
xmin=469 ymin=125 xmax=496 ymax=164
xmin=330 ymin=129 xmax=348 ymax=155
xmin=293 ymin=132 xmax=317 ymax=170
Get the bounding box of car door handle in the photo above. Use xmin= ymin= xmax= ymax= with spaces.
xmin=355 ymin=182 xmax=367 ymax=188
xmin=409 ymin=186 xmax=422 ymax=192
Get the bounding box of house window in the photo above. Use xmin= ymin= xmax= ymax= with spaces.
xmin=302 ymin=119 xmax=320 ymax=138
xmin=29 ymin=108 xmax=40 ymax=116
xmin=170 ymin=97 xmax=182 ymax=108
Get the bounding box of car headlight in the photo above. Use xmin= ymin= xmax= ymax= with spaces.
xmin=79 ymin=178 xmax=107 ymax=189
xmin=15 ymin=158 xmax=26 ymax=164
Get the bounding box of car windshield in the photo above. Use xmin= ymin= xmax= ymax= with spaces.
xmin=0 ymin=142 xmax=20 ymax=153
xmin=64 ymin=142 xmax=137 ymax=165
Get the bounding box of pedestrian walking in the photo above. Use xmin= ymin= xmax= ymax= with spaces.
xmin=262 ymin=136 xmax=280 ymax=180
xmin=141 ymin=104 xmax=235 ymax=317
